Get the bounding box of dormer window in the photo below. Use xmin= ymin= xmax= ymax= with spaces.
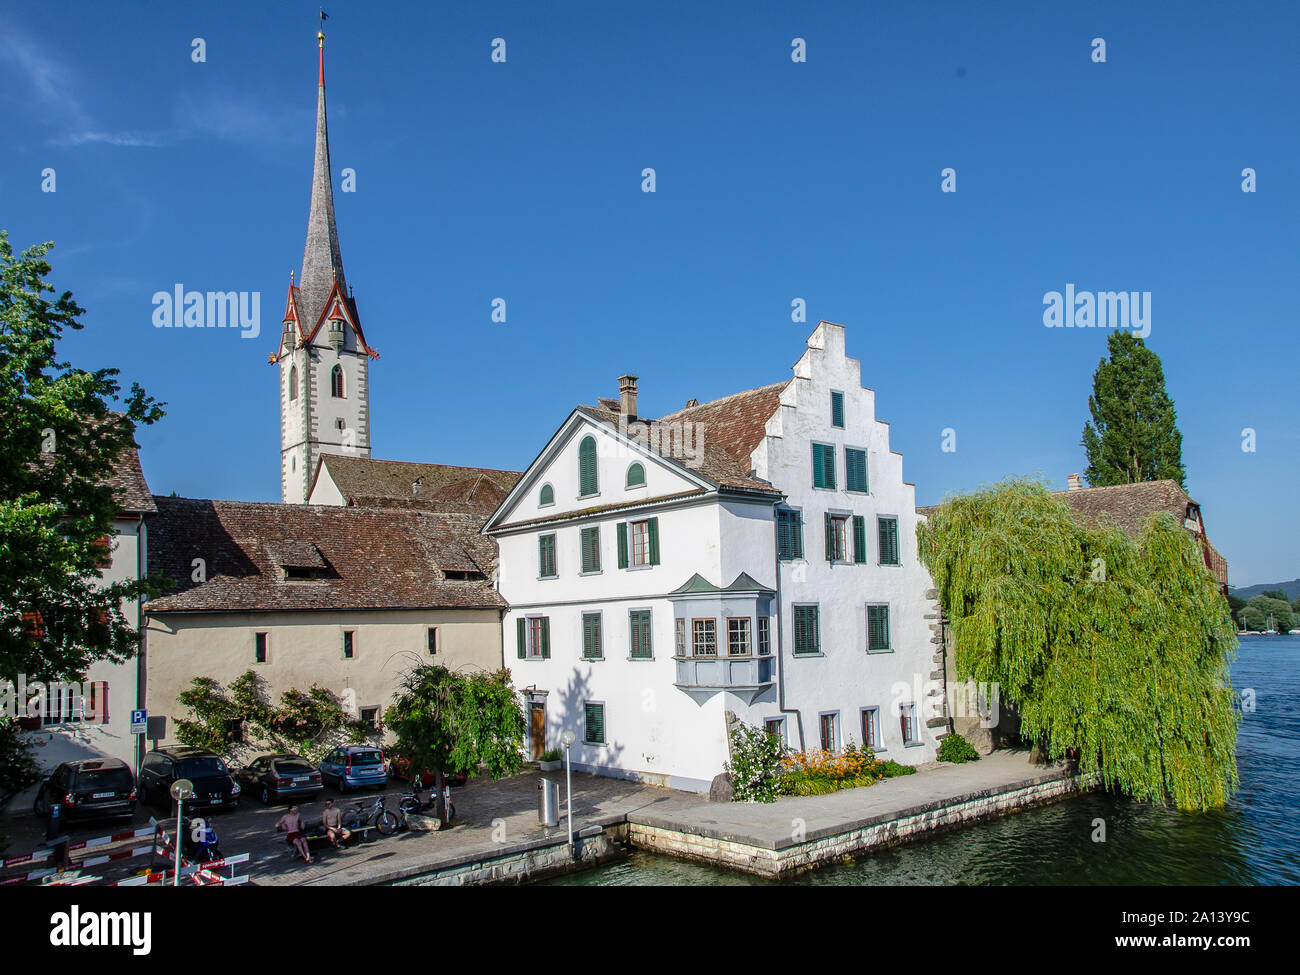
xmin=331 ymin=364 xmax=345 ymax=398
xmin=539 ymin=483 xmax=554 ymax=507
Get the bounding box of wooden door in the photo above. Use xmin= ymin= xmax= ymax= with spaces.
xmin=529 ymin=703 xmax=546 ymax=760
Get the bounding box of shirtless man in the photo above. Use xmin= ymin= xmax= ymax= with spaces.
xmin=276 ymin=805 xmax=312 ymax=863
xmin=321 ymin=799 xmax=351 ymax=849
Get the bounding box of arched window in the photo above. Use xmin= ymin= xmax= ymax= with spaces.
xmin=288 ymin=364 xmax=298 ymax=401
xmin=578 ymin=436 xmax=598 ymax=496
xmin=539 ymin=483 xmax=555 ymax=507
xmin=626 ymin=462 xmax=646 ymax=488
xmin=330 ymin=364 xmax=345 ymax=398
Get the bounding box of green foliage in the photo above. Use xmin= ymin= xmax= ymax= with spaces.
xmin=0 ymin=715 xmax=41 ymax=853
xmin=0 ymin=233 xmax=165 ymax=682
xmin=174 ymin=671 xmax=370 ymax=761
xmin=917 ymin=478 xmax=1238 ymax=811
xmin=1081 ymin=332 xmax=1186 ymax=489
xmin=384 ymin=665 xmax=526 ymax=821
xmin=539 ymin=748 xmax=562 ymax=762
xmin=724 ymin=722 xmax=787 ymax=802
xmin=938 ymin=733 xmax=980 ymax=764
xmin=1240 ymin=595 xmax=1295 ymax=633
xmin=875 ymin=760 xmax=916 ymax=779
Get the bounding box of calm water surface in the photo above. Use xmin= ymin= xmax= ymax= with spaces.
xmin=544 ymin=635 xmax=1299 ymax=885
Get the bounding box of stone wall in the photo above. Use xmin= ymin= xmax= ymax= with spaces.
xmin=393 ymin=827 xmax=627 ymax=886
xmin=627 ymin=771 xmax=1098 ymax=879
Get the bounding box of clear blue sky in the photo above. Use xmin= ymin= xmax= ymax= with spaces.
xmin=1 ymin=1 xmax=1296 ymax=586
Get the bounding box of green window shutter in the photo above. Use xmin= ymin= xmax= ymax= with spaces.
xmin=831 ymin=391 xmax=845 ymax=428
xmin=516 ymin=618 xmax=526 ymax=659
xmin=648 ymin=517 xmax=660 ymax=565
xmin=853 ymin=515 xmax=866 ymax=563
xmin=822 ymin=445 xmax=837 ymax=489
xmin=812 ymin=444 xmax=825 ymax=488
xmin=541 ymin=617 xmax=551 ymax=658
xmin=539 ymin=483 xmax=554 ymax=506
xmin=583 ymin=613 xmax=601 ymax=659
xmin=792 ymin=510 xmax=803 ymax=558
xmin=626 ymin=463 xmax=645 ymax=487
xmin=617 ymin=522 xmax=628 ymax=568
xmin=581 ymin=527 xmax=600 ymax=573
xmin=846 ymin=448 xmax=868 ymax=493
xmin=878 ymin=517 xmax=899 ymax=565
xmin=579 ymin=436 xmax=598 ymax=496
xmin=538 ymin=536 xmax=546 ymax=576
xmin=824 ymin=512 xmax=834 ymax=561
xmin=868 ymin=605 xmax=890 ymax=651
xmin=584 ymin=703 xmax=605 ymax=744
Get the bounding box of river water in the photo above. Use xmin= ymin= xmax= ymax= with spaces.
xmin=544 ymin=634 xmax=1299 ymax=885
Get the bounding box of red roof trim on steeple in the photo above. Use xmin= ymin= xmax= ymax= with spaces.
xmin=303 ymin=278 xmax=380 ymax=358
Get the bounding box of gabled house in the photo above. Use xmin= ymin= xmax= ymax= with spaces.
xmin=141 ymin=498 xmax=506 ymax=746
xmin=484 ymin=321 xmax=941 ymax=792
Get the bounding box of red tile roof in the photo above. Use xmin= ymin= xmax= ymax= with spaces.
xmin=144 ymin=497 xmax=505 ymax=614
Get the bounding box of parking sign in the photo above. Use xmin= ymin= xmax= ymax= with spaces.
xmin=130 ymin=709 xmax=147 ymax=734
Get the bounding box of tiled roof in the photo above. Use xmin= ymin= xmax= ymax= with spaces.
xmin=107 ymin=442 xmax=156 ymax=515
xmin=317 ymin=455 xmax=521 ymax=515
xmin=576 ymin=400 xmax=782 ymax=496
xmin=659 ymin=380 xmax=790 ymax=475
xmin=144 ymin=497 xmax=505 ymax=614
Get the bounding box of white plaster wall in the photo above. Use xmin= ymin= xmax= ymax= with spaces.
xmin=143 ymin=607 xmax=502 ymax=747
xmin=27 ymin=516 xmax=144 ymax=772
xmin=750 ymin=322 xmax=939 ymax=762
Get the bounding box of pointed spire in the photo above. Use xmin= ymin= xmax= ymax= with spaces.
xmin=299 ymin=29 xmax=346 ymax=335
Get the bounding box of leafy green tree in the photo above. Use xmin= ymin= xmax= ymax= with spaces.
xmin=1081 ymin=332 xmax=1186 ymax=488
xmin=1238 ymin=606 xmax=1267 ymax=631
xmin=1245 ymin=596 xmax=1294 ymax=633
xmin=385 ymin=665 xmax=526 ymax=825
xmin=918 ymin=478 xmax=1237 ymax=811
xmin=1 ymin=233 xmax=163 ymax=682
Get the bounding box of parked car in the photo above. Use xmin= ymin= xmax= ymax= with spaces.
xmin=235 ymin=753 xmax=324 ymax=805
xmin=318 ymin=745 xmax=387 ymax=793
xmin=138 ymin=746 xmax=240 ymax=811
xmin=386 ymin=754 xmax=466 ymax=787
xmin=32 ymin=758 xmax=137 ymax=824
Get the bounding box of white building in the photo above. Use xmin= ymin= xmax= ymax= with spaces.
xmin=485 ymin=321 xmax=941 ymax=793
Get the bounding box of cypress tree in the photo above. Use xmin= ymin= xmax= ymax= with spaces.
xmin=1081 ymin=332 xmax=1186 ymax=488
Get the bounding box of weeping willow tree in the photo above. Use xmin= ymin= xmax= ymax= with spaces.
xmin=917 ymin=479 xmax=1238 ymax=811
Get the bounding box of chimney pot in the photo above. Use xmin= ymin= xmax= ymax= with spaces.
xmin=618 ymin=374 xmax=638 ymax=419
xmin=1067 ymin=473 xmax=1082 ymax=491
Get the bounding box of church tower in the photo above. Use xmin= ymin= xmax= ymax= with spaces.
xmin=272 ymin=31 xmax=378 ymax=504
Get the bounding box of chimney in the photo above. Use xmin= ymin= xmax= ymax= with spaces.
xmin=618 ymin=375 xmax=638 ymax=419
xmin=1067 ymin=473 xmax=1082 ymax=491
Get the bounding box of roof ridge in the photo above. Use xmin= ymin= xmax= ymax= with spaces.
xmin=659 ymin=379 xmax=789 ymax=420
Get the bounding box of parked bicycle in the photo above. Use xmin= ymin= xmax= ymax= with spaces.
xmin=342 ymin=795 xmax=399 ymax=836
xmin=397 ymin=781 xmax=455 ymax=825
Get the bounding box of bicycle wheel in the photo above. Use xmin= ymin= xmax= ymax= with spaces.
xmin=376 ymin=810 xmax=399 ymax=836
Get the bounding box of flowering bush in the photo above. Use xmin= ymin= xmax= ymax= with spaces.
xmin=725 ymin=723 xmax=787 ymax=802
xmin=779 ymin=742 xmax=904 ymax=795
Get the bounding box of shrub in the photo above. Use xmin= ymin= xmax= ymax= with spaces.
xmin=876 ymin=759 xmax=916 ymax=778
xmin=938 ymin=733 xmax=980 ymax=764
xmin=725 ymin=722 xmax=787 ymax=802
xmin=539 ymin=748 xmax=562 ymax=762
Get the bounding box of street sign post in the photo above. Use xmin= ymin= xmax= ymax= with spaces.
xmin=130 ymin=709 xmax=147 ymax=734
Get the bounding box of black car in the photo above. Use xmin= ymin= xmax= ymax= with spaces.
xmin=139 ymin=746 xmax=241 ymax=811
xmin=33 ymin=758 xmax=137 ymax=824
xmin=235 ymin=753 xmax=324 ymax=805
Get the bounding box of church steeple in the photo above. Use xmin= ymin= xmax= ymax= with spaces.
xmin=299 ymin=30 xmax=346 ymax=331
xmin=274 ymin=30 xmax=375 ymax=505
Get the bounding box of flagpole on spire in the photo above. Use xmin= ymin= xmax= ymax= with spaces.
xmin=317 ymin=8 xmax=329 ymax=87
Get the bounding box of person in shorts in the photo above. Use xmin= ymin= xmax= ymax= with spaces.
xmin=276 ymin=805 xmax=312 ymax=863
xmin=321 ymin=799 xmax=351 ymax=849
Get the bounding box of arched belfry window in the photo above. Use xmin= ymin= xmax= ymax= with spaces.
xmin=578 ymin=436 xmax=598 ymax=496
xmin=331 ymin=364 xmax=345 ymax=398
xmin=288 ymin=364 xmax=298 ymax=401
xmin=539 ymin=483 xmax=555 ymax=507
xmin=626 ymin=462 xmax=646 ymax=488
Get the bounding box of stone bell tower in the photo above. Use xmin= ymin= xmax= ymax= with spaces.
xmin=270 ymin=30 xmax=378 ymax=504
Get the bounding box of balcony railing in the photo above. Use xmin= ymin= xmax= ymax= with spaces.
xmin=673 ymin=653 xmax=774 ymax=703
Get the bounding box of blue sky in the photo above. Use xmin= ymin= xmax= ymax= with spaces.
xmin=1 ymin=1 xmax=1296 ymax=585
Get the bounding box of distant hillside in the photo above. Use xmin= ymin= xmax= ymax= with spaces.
xmin=1230 ymin=579 xmax=1300 ymax=601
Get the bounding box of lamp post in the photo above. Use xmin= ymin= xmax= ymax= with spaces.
xmin=560 ymin=729 xmax=575 ymax=849
xmin=169 ymin=779 xmax=193 ymax=887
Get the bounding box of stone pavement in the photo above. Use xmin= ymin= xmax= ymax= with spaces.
xmin=2 ymin=750 xmax=1063 ymax=885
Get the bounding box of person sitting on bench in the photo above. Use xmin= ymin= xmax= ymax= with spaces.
xmin=276 ymin=806 xmax=313 ymax=863
xmin=321 ymin=799 xmax=351 ymax=849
